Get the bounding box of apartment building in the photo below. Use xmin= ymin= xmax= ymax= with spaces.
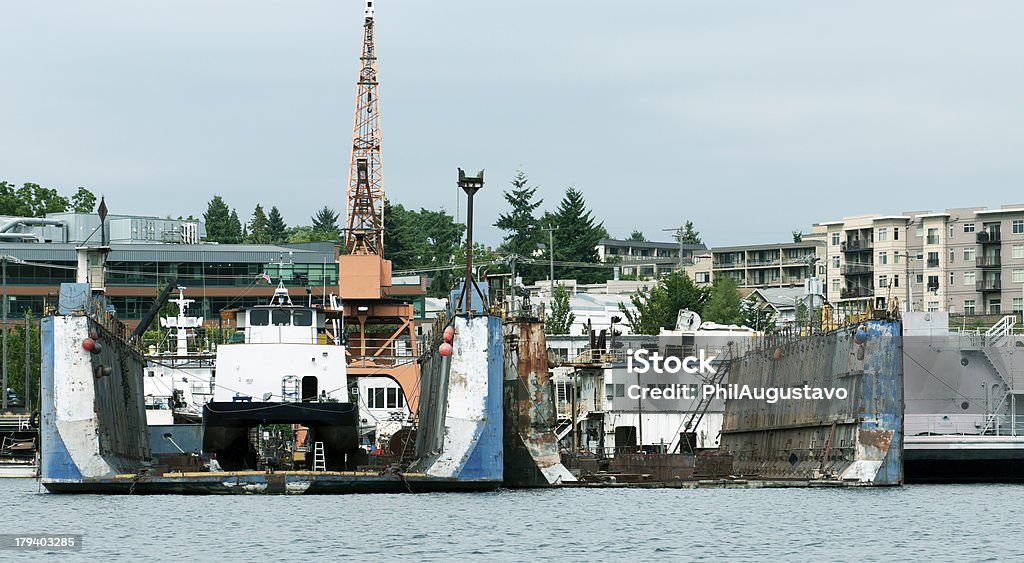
xmin=596 ymin=238 xmax=706 ymax=280
xmin=815 ymin=205 xmax=1024 ymax=315
xmin=710 ymin=241 xmax=825 ymax=288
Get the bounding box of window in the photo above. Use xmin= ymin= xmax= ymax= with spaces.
xmin=1014 ymin=245 xmax=1024 ymax=259
xmin=894 ymin=228 xmax=900 ymax=241
xmin=964 ymin=271 xmax=976 ymax=285
xmin=927 ymin=252 xmax=939 ymax=268
xmin=1014 ymin=220 xmax=1024 ymax=234
xmin=893 ymin=275 xmax=900 ymax=288
xmin=832 ymin=279 xmax=840 ymax=292
xmin=927 ymin=301 xmax=940 ymax=312
xmin=249 ymin=309 xmax=269 ymax=326
xmin=832 ymin=256 xmax=840 ymax=268
xmin=1014 ymin=297 xmax=1024 ymax=314
xmin=917 ymin=274 xmax=924 ymax=284
xmin=831 ymin=233 xmax=840 ymax=246
xmin=927 ymin=228 xmax=939 ymax=245
xmin=949 ymin=249 xmax=955 ymax=264
xmin=292 ymin=309 xmax=313 ymax=327
xmin=991 ymin=300 xmax=1002 ymax=315
xmin=878 ymin=252 xmax=888 ymax=265
xmin=894 ymin=253 xmax=901 ymax=264
xmin=963 ymin=223 xmax=976 ymax=233
xmin=964 ymin=300 xmax=976 ymax=315
xmin=272 ymin=309 xmax=290 ymax=326
xmin=879 ymin=275 xmax=888 ymax=288
xmin=949 ymin=272 xmax=955 ymax=287
xmin=368 ymin=388 xmax=386 ymax=409
xmin=927 ymin=275 xmax=939 ymax=291
xmin=949 ymin=226 xmax=955 ymax=239
xmin=878 ymin=228 xmax=888 ymax=242
xmin=916 ymin=252 xmax=924 ymax=261
xmin=1013 ymin=269 xmax=1024 ymax=284
xmin=964 ymin=247 xmax=976 ymax=261
xmin=916 ymin=226 xmax=924 ymax=237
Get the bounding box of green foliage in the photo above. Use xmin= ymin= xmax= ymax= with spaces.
xmin=247 ymin=204 xmax=270 ymax=244
xmin=0 ymin=181 xmax=96 ymax=217
xmin=704 ymin=277 xmax=744 ymax=325
xmin=620 ymin=270 xmax=710 ymax=335
xmin=546 ymin=187 xmax=608 ymax=284
xmin=383 ymin=199 xmax=419 ymax=271
xmin=741 ymin=296 xmax=777 ymax=332
xmin=672 ymin=220 xmax=702 ymax=245
xmin=203 ymin=196 xmax=242 ymax=244
xmin=545 ymin=283 xmax=576 ymax=335
xmin=792 ymin=230 xmax=803 ymax=243
xmin=310 ymin=206 xmax=341 ymax=241
xmin=2 ymin=312 xmax=41 ymax=410
xmin=627 ymin=230 xmax=646 ymax=242
xmin=70 ymin=187 xmax=97 ymax=213
xmin=267 ymin=206 xmax=288 ymax=243
xmin=494 ymin=170 xmax=543 ymax=281
xmin=285 ymin=225 xmax=315 ymax=243
xmin=381 ymin=200 xmax=467 ymax=296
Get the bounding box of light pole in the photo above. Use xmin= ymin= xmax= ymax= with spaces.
xmin=541 ymin=226 xmax=556 ymax=296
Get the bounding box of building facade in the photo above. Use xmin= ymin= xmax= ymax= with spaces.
xmin=597 ymin=238 xmax=707 ymax=280
xmin=710 ymin=241 xmax=825 ymax=288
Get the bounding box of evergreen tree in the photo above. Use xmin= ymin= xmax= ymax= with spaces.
xmin=267 ymin=206 xmax=288 ymax=243
xmin=547 ymin=187 xmax=608 ymax=284
xmin=416 ymin=208 xmax=466 ymax=296
xmin=203 ymin=195 xmax=234 ymax=243
xmin=494 ymin=171 xmax=543 ymax=280
xmin=310 ymin=206 xmax=341 ymax=241
xmin=673 ymin=220 xmax=702 ymax=245
xmin=247 ymin=204 xmax=270 ymax=244
xmin=545 ymin=283 xmax=576 ymax=335
xmin=627 ymin=230 xmax=646 ymax=242
xmin=704 ymin=277 xmax=744 ymax=325
xmin=226 ymin=209 xmax=243 ymax=244
xmin=742 ymin=296 xmax=777 ymax=332
xmin=792 ymin=230 xmax=803 ymax=243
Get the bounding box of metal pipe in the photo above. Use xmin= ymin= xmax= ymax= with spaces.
xmin=0 ymin=218 xmax=64 ymax=233
xmin=0 ymin=233 xmax=42 ymax=242
xmin=2 ymin=258 xmax=6 ymax=410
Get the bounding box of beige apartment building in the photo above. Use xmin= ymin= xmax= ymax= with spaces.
xmin=814 ymin=205 xmax=1024 ymax=315
xmin=709 ymin=241 xmax=825 ymax=288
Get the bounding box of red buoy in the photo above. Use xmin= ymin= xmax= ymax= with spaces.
xmin=439 ymin=342 xmax=453 ymax=357
xmin=82 ymin=338 xmax=95 ymax=351
xmin=772 ymin=348 xmax=783 ymax=361
xmin=443 ymin=326 xmax=455 ymax=343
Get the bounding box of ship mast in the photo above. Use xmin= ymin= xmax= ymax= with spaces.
xmin=344 ymin=0 xmax=384 ymax=256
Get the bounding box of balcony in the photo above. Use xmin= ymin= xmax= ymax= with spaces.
xmin=841 ymin=264 xmax=873 ymax=275
xmin=841 ymin=240 xmax=872 ymax=252
xmin=712 ymin=261 xmax=744 ymax=269
xmin=977 ymin=231 xmax=1002 ymax=244
xmin=977 ymin=256 xmax=1001 ymax=268
xmin=746 ymin=259 xmax=780 ymax=268
xmin=977 ymin=280 xmax=1002 ymax=292
xmin=926 ymin=235 xmax=940 ymax=245
xmin=926 ymin=258 xmax=940 ymax=268
xmin=841 ymin=287 xmax=873 ymax=299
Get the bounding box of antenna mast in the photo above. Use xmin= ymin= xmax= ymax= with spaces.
xmin=345 ymin=0 xmax=384 ymax=256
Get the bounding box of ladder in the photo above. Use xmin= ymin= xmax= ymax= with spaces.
xmin=312 ymin=441 xmax=326 ymax=472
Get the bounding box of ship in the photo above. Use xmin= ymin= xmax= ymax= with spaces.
xmin=903 ymin=311 xmax=1024 ymax=482
xmin=719 ymin=315 xmax=904 ymax=485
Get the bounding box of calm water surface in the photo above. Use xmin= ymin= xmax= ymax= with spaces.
xmin=1 ymin=479 xmax=1019 ymax=561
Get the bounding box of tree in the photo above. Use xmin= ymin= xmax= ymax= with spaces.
xmin=203 ymin=196 xmax=236 ymax=243
xmin=792 ymin=230 xmax=803 ymax=243
xmin=742 ymin=296 xmax=777 ymax=332
xmin=310 ymin=206 xmax=341 ymax=241
xmin=494 ymin=171 xmax=543 ymax=281
xmin=673 ymin=220 xmax=702 ymax=245
xmin=627 ymin=230 xmax=646 ymax=242
xmin=267 ymin=206 xmax=288 ymax=243
xmin=247 ymin=204 xmax=270 ymax=244
xmin=416 ymin=208 xmax=466 ymax=296
xmin=545 ymin=283 xmax=575 ymax=335
xmin=0 ymin=182 xmax=71 ymax=217
xmin=704 ymin=277 xmax=744 ymax=325
xmin=547 ymin=187 xmax=608 ymax=284
xmin=227 ymin=209 xmax=243 ymax=244
xmin=383 ymin=200 xmax=420 ymax=271
xmin=70 ymin=187 xmax=97 ymax=213
xmin=620 ymin=270 xmax=710 ymax=334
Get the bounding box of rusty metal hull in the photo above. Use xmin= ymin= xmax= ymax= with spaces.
xmin=502 ymin=319 xmax=575 ymax=487
xmin=720 ymin=320 xmax=903 ymax=485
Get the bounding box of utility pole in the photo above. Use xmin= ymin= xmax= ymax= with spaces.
xmin=662 ymin=226 xmax=686 ymax=270
xmin=24 ymin=311 xmax=30 ymax=411
xmin=542 ymin=226 xmax=556 ymax=297
xmin=2 ymin=256 xmax=7 ymax=411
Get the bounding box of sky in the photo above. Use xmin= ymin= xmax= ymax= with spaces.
xmin=3 ymin=1 xmax=1024 ymax=248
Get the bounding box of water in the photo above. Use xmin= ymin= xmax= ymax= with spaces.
xmin=1 ymin=479 xmax=1020 ymax=561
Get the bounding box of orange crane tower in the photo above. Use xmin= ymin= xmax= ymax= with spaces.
xmin=337 ymin=0 xmax=421 ymax=414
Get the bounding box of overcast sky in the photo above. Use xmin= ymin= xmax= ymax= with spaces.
xmin=3 ymin=1 xmax=1024 ymax=247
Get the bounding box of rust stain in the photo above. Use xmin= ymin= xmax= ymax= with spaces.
xmin=859 ymin=428 xmax=893 ymax=452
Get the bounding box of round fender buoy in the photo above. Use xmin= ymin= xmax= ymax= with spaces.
xmin=82 ymin=338 xmax=95 ymax=351
xmin=772 ymin=348 xmax=783 ymax=361
xmin=439 ymin=342 xmax=453 ymax=357
xmin=854 ymin=329 xmax=868 ymax=345
xmin=443 ymin=326 xmax=455 ymax=343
